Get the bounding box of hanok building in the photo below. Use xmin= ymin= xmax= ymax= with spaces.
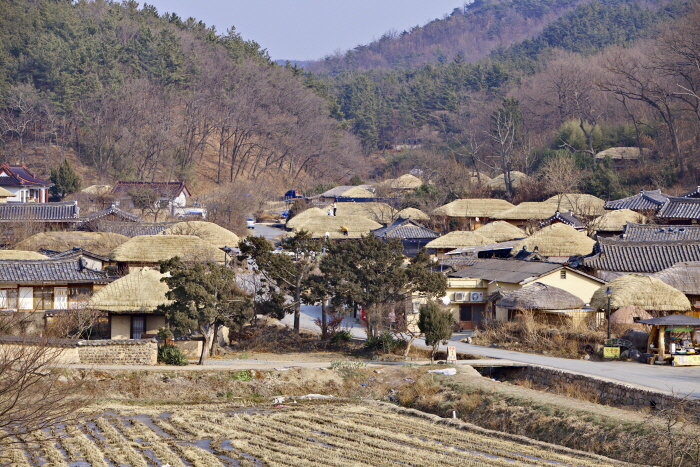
xmin=493 ymin=202 xmax=560 ymax=231
xmin=622 ymin=222 xmax=700 ymax=242
xmin=592 ymin=210 xmax=647 ymax=238
xmin=0 ymin=201 xmax=81 ymax=244
xmin=604 ymin=189 xmax=669 ymax=217
xmin=425 ymin=231 xmax=492 ymax=258
xmin=509 ymin=223 xmax=596 ymax=263
xmin=372 ymin=218 xmax=439 ymax=257
xmin=432 ymin=198 xmax=515 ymax=230
xmin=111 ymin=181 xmax=192 ymax=218
xmin=445 ymin=259 xmax=605 ymax=330
xmin=540 ymin=211 xmax=586 ymax=232
xmin=0 ymin=163 xmax=53 ymax=203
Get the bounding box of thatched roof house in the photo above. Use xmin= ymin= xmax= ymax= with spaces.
xmin=470 ymin=173 xmax=491 ymax=186
xmin=288 ymin=215 xmax=382 ymax=240
xmin=653 ymin=262 xmax=700 ymax=316
xmin=385 ymin=174 xmax=423 ymax=190
xmin=81 ymin=184 xmax=112 ymax=195
xmin=590 ymin=274 xmax=691 ymax=312
xmin=593 ymin=209 xmax=647 ymax=234
xmin=89 ymin=268 xmax=171 ymax=313
xmin=0 ymin=250 xmax=48 ymax=260
xmin=609 ymin=305 xmax=653 ymax=329
xmin=487 ymin=171 xmax=527 ymax=191
xmin=108 ymin=235 xmax=225 ymax=266
xmin=286 ymin=207 xmax=326 ymax=228
xmin=336 ymin=186 xmax=374 ymax=198
xmin=545 ymin=193 xmax=605 ymax=215
xmin=15 ymin=231 xmax=130 ymax=256
xmin=494 ymin=202 xmax=559 ymax=222
xmin=88 ymin=267 xmax=171 ymax=339
xmin=426 ymin=231 xmax=492 ymax=257
xmin=595 ymin=147 xmax=650 ymax=161
xmin=395 ymin=207 xmax=430 ymax=221
xmin=510 ymin=223 xmax=596 ymax=257
xmin=164 ymin=221 xmax=239 ymax=249
xmin=433 ymin=199 xmax=514 ymax=222
xmin=497 ymin=282 xmax=585 ymax=310
xmin=472 ymin=221 xmax=526 ymax=243
xmin=335 ymin=202 xmax=394 ymax=223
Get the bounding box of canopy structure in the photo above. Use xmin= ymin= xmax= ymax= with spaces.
xmin=637 ymin=315 xmax=700 ymax=326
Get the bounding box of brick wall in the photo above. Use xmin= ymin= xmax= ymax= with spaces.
xmin=77 ymin=339 xmax=157 ymax=365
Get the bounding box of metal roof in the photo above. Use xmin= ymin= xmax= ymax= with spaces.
xmin=373 ymin=218 xmax=439 ymax=240
xmin=0 ymin=258 xmax=110 ymax=284
xmin=623 ymin=222 xmax=700 ymax=242
xmin=584 ymin=238 xmax=700 ymax=273
xmin=0 ymin=201 xmax=79 ymax=222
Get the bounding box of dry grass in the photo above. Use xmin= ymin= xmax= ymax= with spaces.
xmin=473 ymin=311 xmax=606 ymax=359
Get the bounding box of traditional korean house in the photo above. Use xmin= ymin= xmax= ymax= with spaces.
xmin=15 ymin=231 xmax=129 ymax=256
xmin=372 ymin=218 xmax=439 ymax=257
xmin=603 ymin=189 xmax=669 ymax=216
xmin=445 ymin=259 xmax=605 ymax=330
xmin=471 ymin=221 xmax=527 ymax=243
xmin=432 ymin=199 xmax=514 ymax=230
xmin=540 ymin=211 xmax=586 ymax=232
xmin=286 ymin=213 xmax=382 ymax=240
xmin=0 ymin=163 xmax=53 ymax=202
xmin=0 ymin=200 xmax=80 ymax=228
xmin=111 ymin=181 xmax=191 ymax=217
xmin=493 ymin=202 xmax=560 ymax=231
xmin=496 ymin=282 xmax=588 ymax=325
xmin=394 ymin=207 xmax=430 ymax=222
xmin=583 ymin=238 xmax=700 ymax=281
xmin=655 ymin=197 xmax=700 ymax=224
xmin=544 ymin=193 xmax=605 ymax=216
xmin=510 ymin=223 xmax=596 ymax=262
xmin=334 ymin=202 xmax=394 ymax=224
xmin=593 ymin=210 xmax=647 ymax=238
xmin=87 ymin=268 xmax=170 ymax=339
xmin=622 ymin=222 xmax=700 ymax=241
xmin=486 ymin=171 xmax=528 ymax=193
xmin=164 ymin=221 xmax=240 ymax=249
xmin=652 ymin=262 xmax=700 ymax=318
xmin=78 ymin=204 xmax=141 ymax=232
xmin=425 ymin=231 xmax=492 ymax=258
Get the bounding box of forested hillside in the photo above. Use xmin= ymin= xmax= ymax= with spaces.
xmin=297 ymin=0 xmax=700 ymax=207
xmin=0 ymin=0 xmax=361 ymax=192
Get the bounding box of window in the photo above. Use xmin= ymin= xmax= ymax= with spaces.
xmin=0 ymin=289 xmax=18 ymax=310
xmin=560 ymin=270 xmax=567 ymax=279
xmin=132 ymin=316 xmax=146 ymax=339
xmin=69 ymin=286 xmax=92 ymax=309
xmin=33 ymin=287 xmax=53 ymax=310
xmin=459 ymin=304 xmax=485 ymax=322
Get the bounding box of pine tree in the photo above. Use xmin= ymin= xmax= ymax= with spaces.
xmin=49 ymin=159 xmax=81 ymax=199
xmin=417 ymin=300 xmax=454 ymax=363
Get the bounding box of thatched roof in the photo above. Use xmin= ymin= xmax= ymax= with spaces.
xmin=545 ymin=194 xmax=605 ymax=214
xmin=425 ymin=231 xmax=492 ymax=250
xmin=470 ymin=173 xmax=491 ymax=185
xmin=337 ymin=186 xmax=374 ymax=198
xmin=498 ymin=282 xmax=585 ymax=310
xmin=472 ymin=221 xmax=527 ymax=243
xmin=510 ymin=223 xmax=596 ymax=257
xmin=0 ymin=187 xmax=13 ymax=197
xmin=486 ymin=171 xmax=528 ymax=191
xmin=81 ymin=184 xmax=112 ymax=195
xmin=494 ymin=202 xmax=559 ymax=220
xmin=0 ymin=250 xmax=48 ymax=260
xmin=388 ymin=174 xmax=423 ymax=190
xmin=595 ymin=147 xmax=651 ymax=160
xmin=164 ymin=221 xmax=239 ymax=249
xmin=395 ymin=207 xmax=430 ymax=221
xmin=335 ymin=202 xmax=394 ymax=223
xmin=15 ymin=231 xmax=129 ymax=256
xmin=108 ymin=235 xmax=225 ymax=263
xmin=590 ymin=274 xmax=691 ymax=311
xmin=593 ymin=209 xmax=647 ymax=232
xmin=433 ymin=199 xmax=514 ymax=218
xmin=609 ymin=305 xmax=653 ymax=324
xmin=289 ymin=215 xmax=382 ymax=239
xmin=88 ymin=268 xmax=172 ymax=313
xmin=286 ymin=207 xmax=326 ymax=228
xmin=652 ymin=261 xmax=700 ymax=296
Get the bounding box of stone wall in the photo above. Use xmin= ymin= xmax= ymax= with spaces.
xmin=77 ymin=339 xmax=157 ymax=365
xmin=516 ymin=365 xmax=700 ymax=410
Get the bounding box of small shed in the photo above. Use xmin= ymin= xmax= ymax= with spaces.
xmin=637 ymin=315 xmax=700 ymax=365
xmin=496 ymin=282 xmax=587 ymax=324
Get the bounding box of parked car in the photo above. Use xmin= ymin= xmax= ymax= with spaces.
xmin=246 ymin=217 xmax=255 ymax=229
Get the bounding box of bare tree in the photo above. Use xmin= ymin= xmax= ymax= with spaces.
xmin=540 ymin=153 xmax=583 ymax=210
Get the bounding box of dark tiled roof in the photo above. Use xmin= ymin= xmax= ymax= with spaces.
xmin=680 ymin=186 xmax=700 ymax=198
xmin=0 ymin=163 xmax=53 ymax=187
xmin=584 ymin=238 xmax=700 ymax=273
xmin=449 ymin=258 xmax=563 ymax=284
xmin=373 ymin=218 xmax=439 ymax=240
xmin=0 ymin=201 xmax=79 ymax=222
xmin=541 ymin=211 xmax=585 ymax=230
xmin=111 ymin=181 xmax=189 ymax=198
xmin=623 ymin=222 xmax=700 ymax=242
xmin=438 ymin=258 xmax=481 ymax=270
xmin=656 ymin=197 xmax=700 ymax=220
xmin=0 ymin=258 xmax=110 ymax=284
xmin=81 ymin=205 xmax=140 ymax=223
xmin=43 ymin=247 xmax=110 ymax=263
xmin=604 ymin=190 xmax=668 ymax=211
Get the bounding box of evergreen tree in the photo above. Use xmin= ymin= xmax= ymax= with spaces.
xmin=49 ymin=159 xmax=81 ymax=199
xmin=417 ymin=300 xmax=454 ymax=363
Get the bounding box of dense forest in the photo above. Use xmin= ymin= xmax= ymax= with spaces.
xmin=0 ymin=0 xmax=361 ymax=194
xmin=2 ymin=0 xmax=700 ymax=212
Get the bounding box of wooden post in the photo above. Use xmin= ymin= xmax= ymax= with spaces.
xmin=658 ymin=326 xmax=666 ymax=361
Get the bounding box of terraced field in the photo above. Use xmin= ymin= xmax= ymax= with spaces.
xmin=6 ymin=403 xmax=631 ymax=466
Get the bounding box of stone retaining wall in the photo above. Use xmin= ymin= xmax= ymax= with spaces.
xmin=517 ymin=365 xmax=700 ymax=410
xmin=77 ymin=339 xmax=157 ymax=365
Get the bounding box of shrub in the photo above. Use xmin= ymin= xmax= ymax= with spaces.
xmin=157 ymin=344 xmax=188 ymax=366
xmin=330 ymin=330 xmax=352 ymax=343
xmin=364 ymin=331 xmax=405 ymax=353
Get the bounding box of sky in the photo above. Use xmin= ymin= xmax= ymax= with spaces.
xmin=143 ymin=1 xmax=467 ymax=61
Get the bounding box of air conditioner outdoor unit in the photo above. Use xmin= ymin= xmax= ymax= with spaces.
xmin=470 ymin=292 xmax=484 ymax=302
xmin=454 ymin=292 xmax=466 ymax=302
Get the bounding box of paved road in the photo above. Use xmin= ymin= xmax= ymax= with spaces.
xmin=252 ymin=223 xmax=287 ymax=241
xmin=283 ymin=305 xmax=700 ymax=399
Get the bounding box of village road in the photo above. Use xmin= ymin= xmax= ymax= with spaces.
xmin=285 ymin=305 xmax=700 ymax=399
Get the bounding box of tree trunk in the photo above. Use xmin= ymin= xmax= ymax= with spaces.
xmin=293 ymin=276 xmax=302 ymax=334
xmin=321 ymin=299 xmax=328 ymax=340
xmin=198 ymin=324 xmax=213 ymax=365
xmin=402 ymin=335 xmax=416 ymax=357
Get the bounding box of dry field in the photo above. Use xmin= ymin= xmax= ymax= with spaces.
xmin=5 ymin=402 xmax=632 ymax=467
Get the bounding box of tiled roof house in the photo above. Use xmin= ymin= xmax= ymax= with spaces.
xmin=0 ymin=163 xmax=53 ymax=203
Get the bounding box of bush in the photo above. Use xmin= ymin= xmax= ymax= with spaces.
xmin=157 ymin=344 xmax=188 ymax=366
xmin=330 ymin=330 xmax=352 ymax=343
xmin=364 ymin=331 xmax=405 ymax=353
